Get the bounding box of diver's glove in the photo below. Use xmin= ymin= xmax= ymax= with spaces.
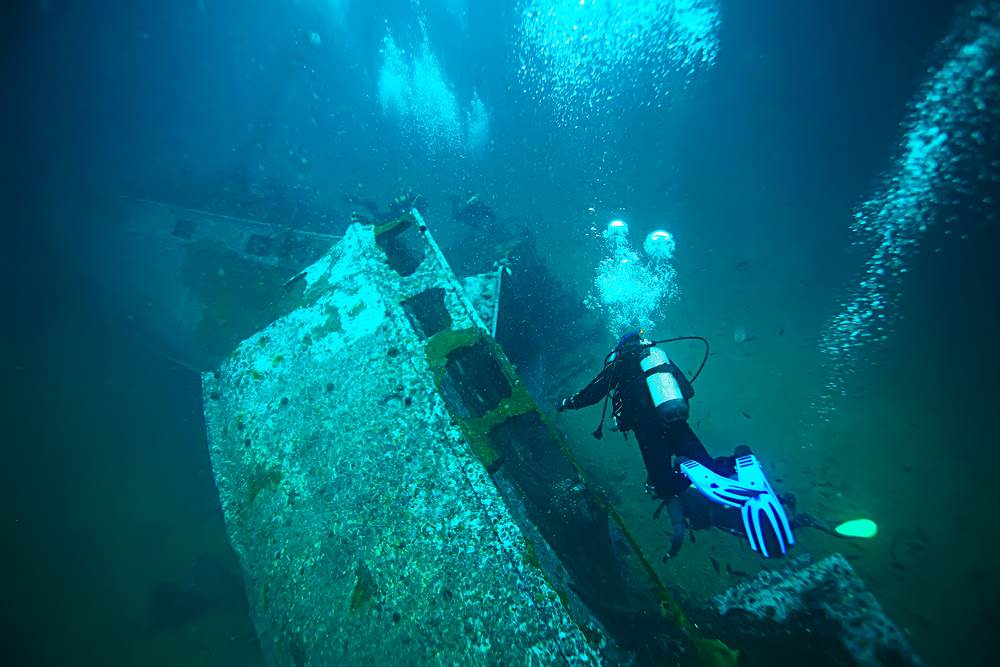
xmin=557 ymin=397 xmax=574 ymax=412
xmin=678 ymin=453 xmax=795 ymax=558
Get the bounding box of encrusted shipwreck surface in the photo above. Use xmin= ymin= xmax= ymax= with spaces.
xmin=202 ymin=216 xmax=711 ymax=665
xmin=704 ymin=553 xmax=923 ymax=667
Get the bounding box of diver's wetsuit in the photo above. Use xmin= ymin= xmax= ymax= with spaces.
xmin=564 ymin=347 xmax=736 ymax=501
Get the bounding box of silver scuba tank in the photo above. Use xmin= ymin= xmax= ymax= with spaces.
xmin=640 ymin=345 xmax=689 ymax=423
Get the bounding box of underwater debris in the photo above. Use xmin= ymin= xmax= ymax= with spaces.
xmin=202 ymin=222 xmax=655 ymax=663
xmin=708 ymin=554 xmax=922 ymax=666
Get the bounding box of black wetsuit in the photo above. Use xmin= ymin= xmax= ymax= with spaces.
xmin=565 ymin=347 xmax=736 ymax=500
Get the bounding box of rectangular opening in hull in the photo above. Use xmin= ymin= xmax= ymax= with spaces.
xmin=402 ymin=288 xmax=453 ymax=340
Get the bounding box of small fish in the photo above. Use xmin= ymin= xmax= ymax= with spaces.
xmin=726 ymin=562 xmax=733 ymax=576
xmin=731 ymin=569 xmax=750 ymax=578
xmin=742 ymin=411 xmax=752 ymax=419
xmin=282 ymin=270 xmax=307 ymax=294
xmin=735 ymin=260 xmax=750 ymax=270
xmin=709 ymin=557 xmax=721 ymax=575
xmin=778 ymin=328 xmax=785 ymax=336
xmin=906 ymin=610 xmax=933 ymax=630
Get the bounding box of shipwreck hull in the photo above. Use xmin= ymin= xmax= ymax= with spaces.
xmin=201 ymin=213 xmax=719 ymax=665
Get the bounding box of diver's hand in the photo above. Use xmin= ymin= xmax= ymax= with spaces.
xmin=557 ymin=397 xmax=573 ymax=412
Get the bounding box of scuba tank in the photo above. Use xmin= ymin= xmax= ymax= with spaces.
xmin=639 ymin=345 xmax=689 ymax=423
xmin=591 ymin=333 xmax=707 ymax=439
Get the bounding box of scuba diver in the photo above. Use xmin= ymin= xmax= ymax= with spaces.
xmin=446 ymin=193 xmax=523 ymax=276
xmin=386 ymin=189 xmax=428 ymax=219
xmin=450 ymin=194 xmax=498 ymax=234
xmin=347 ymin=190 xmax=428 ymax=226
xmin=558 ymin=331 xmax=795 ymax=559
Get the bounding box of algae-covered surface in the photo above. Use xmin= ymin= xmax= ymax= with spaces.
xmin=202 ymin=225 xmax=605 ymax=664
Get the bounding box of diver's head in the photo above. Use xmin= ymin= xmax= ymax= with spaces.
xmin=604 ymin=329 xmax=645 ymax=366
xmin=615 ymin=328 xmax=644 ymax=351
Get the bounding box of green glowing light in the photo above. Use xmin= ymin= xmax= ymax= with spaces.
xmin=834 ymin=518 xmax=878 ymax=539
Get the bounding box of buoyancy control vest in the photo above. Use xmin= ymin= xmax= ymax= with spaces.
xmin=592 ymin=334 xmax=706 ymax=440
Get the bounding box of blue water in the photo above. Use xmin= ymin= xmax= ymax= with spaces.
xmin=8 ymin=1 xmax=998 ymax=665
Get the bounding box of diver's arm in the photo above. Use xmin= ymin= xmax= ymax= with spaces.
xmin=560 ymin=364 xmax=615 ymax=410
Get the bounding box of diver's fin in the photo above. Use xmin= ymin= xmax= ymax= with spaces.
xmin=680 ymin=455 xmax=795 ymax=558
xmin=678 ymin=458 xmax=761 ymax=508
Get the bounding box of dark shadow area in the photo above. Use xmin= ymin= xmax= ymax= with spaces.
xmin=8 ymin=199 xmax=263 ymax=666
xmin=375 ymin=218 xmax=427 ymax=276
xmin=441 ymin=340 xmax=512 ymax=418
xmin=489 ymin=413 xmax=685 ymax=666
xmin=401 ymin=287 xmax=453 ymax=340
